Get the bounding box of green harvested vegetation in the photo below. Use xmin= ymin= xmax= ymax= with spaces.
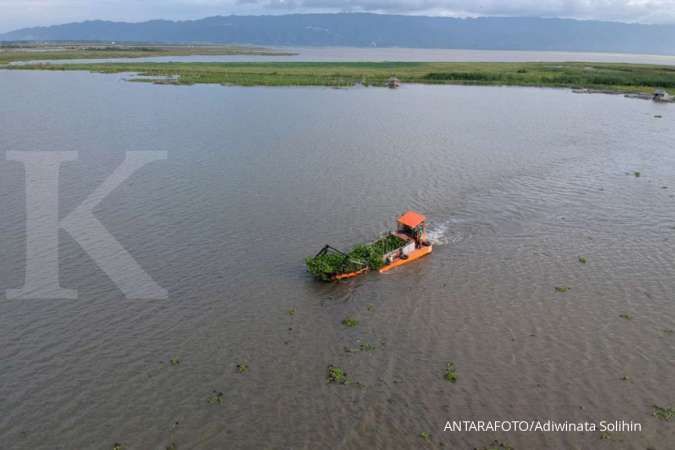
xmin=7 ymin=59 xmax=675 ymax=93
xmin=306 ymin=234 xmax=406 ymax=280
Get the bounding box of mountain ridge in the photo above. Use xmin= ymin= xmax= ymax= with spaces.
xmin=3 ymin=13 xmax=675 ymax=55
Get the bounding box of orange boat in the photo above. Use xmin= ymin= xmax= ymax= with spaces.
xmin=378 ymin=211 xmax=433 ymax=273
xmin=307 ymin=211 xmax=432 ymax=281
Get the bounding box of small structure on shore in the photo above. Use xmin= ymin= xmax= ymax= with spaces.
xmin=387 ymin=77 xmax=400 ymax=89
xmin=653 ymin=89 xmax=673 ymax=102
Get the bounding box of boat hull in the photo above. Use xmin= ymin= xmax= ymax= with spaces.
xmin=333 ymin=267 xmax=369 ymax=280
xmin=379 ymin=245 xmax=432 ymax=273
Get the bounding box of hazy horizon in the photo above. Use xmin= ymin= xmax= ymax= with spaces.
xmin=3 ymin=0 xmax=675 ymax=33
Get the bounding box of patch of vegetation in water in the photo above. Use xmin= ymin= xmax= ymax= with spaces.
xmin=12 ymin=61 xmax=675 ymax=93
xmin=288 ymin=308 xmax=295 ymax=316
xmin=419 ymin=431 xmax=431 ymax=441
xmin=662 ymin=328 xmax=673 ymax=335
xmin=476 ymin=440 xmax=514 ymax=450
xmin=236 ymin=363 xmax=249 ymax=373
xmin=653 ymin=405 xmax=674 ymax=421
xmin=634 ymin=171 xmax=641 ymax=177
xmin=359 ymin=342 xmax=376 ymax=352
xmin=619 ymin=314 xmax=633 ymax=320
xmin=444 ymin=362 xmax=458 ymax=383
xmin=578 ymin=256 xmax=588 ymax=264
xmin=554 ymin=286 xmax=571 ymax=293
xmin=169 ymin=357 xmax=181 ymax=366
xmin=112 ymin=444 xmax=124 ymax=450
xmin=342 ymin=318 xmax=359 ymax=328
xmin=207 ymin=391 xmax=224 ymax=405
xmin=345 ymin=342 xmax=377 ymax=353
xmin=327 ymin=365 xmax=350 ymax=384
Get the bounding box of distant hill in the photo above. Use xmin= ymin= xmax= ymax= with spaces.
xmin=3 ymin=13 xmax=675 ymax=55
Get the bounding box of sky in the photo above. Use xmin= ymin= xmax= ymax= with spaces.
xmin=2 ymin=0 xmax=675 ymax=33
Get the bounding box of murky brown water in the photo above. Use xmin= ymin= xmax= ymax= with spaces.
xmin=0 ymin=70 xmax=674 ymax=450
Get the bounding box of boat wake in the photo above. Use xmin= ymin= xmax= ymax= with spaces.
xmin=426 ymin=222 xmax=450 ymax=245
xmin=427 ymin=217 xmax=494 ymax=246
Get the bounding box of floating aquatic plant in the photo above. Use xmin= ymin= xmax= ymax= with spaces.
xmin=342 ymin=318 xmax=359 ymax=328
xmin=554 ymin=286 xmax=571 ymax=293
xmin=359 ymin=343 xmax=376 ymax=352
xmin=578 ymin=256 xmax=587 ymax=264
xmin=477 ymin=440 xmax=514 ymax=450
xmin=662 ymin=329 xmax=673 ymax=335
xmin=419 ymin=431 xmax=431 ymax=441
xmin=634 ymin=171 xmax=641 ymax=177
xmin=444 ymin=362 xmax=458 ymax=383
xmin=327 ymin=365 xmax=349 ymax=384
xmin=619 ymin=314 xmax=633 ymax=320
xmin=236 ymin=363 xmax=249 ymax=373
xmin=288 ymin=308 xmax=295 ymax=316
xmin=112 ymin=444 xmax=124 ymax=450
xmin=169 ymin=357 xmax=180 ymax=366
xmin=207 ymin=391 xmax=224 ymax=405
xmin=653 ymin=405 xmax=674 ymax=421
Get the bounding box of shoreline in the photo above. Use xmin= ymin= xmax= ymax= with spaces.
xmin=3 ymin=60 xmax=675 ymax=98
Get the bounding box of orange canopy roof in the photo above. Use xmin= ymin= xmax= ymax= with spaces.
xmin=397 ymin=211 xmax=426 ymax=228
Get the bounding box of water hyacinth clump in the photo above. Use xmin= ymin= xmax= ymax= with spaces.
xmin=653 ymin=405 xmax=674 ymax=421
xmin=207 ymin=391 xmax=225 ymax=405
xmin=444 ymin=362 xmax=458 ymax=383
xmin=305 ymin=234 xmax=406 ymax=280
xmin=327 ymin=365 xmax=349 ymax=384
xmin=342 ymin=318 xmax=359 ymax=328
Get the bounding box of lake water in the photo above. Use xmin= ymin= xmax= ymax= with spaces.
xmin=0 ymin=69 xmax=674 ymax=450
xmin=14 ymin=47 xmax=675 ymax=65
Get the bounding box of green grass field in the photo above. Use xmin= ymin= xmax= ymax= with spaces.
xmin=0 ymin=44 xmax=294 ymax=65
xmin=3 ymin=48 xmax=675 ymax=93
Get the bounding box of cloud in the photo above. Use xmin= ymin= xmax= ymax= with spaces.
xmin=1 ymin=0 xmax=675 ymax=32
xmin=257 ymin=0 xmax=675 ymax=23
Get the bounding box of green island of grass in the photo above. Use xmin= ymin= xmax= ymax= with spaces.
xmin=0 ymin=43 xmax=295 ymax=66
xmin=4 ymin=52 xmax=675 ymax=94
